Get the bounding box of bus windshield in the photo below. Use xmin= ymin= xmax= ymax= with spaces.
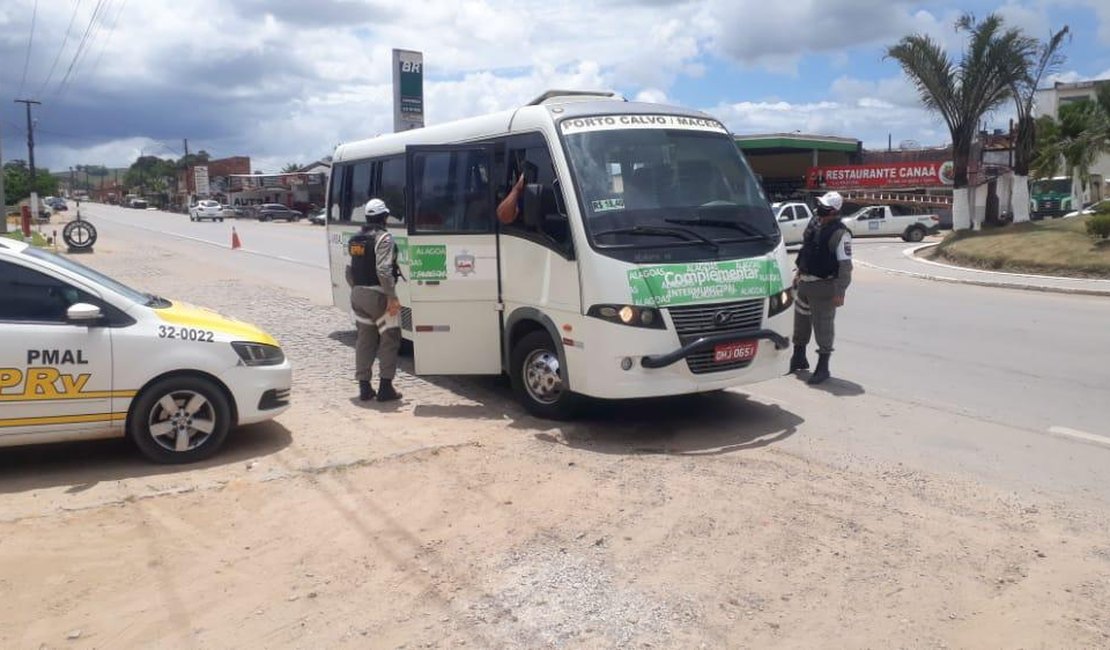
xmin=1032 ymin=179 xmax=1070 ymax=195
xmin=561 ymin=118 xmax=776 ymax=249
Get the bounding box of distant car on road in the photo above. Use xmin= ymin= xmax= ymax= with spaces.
xmin=256 ymin=204 xmax=302 ymax=222
xmin=308 ymin=210 xmax=326 ymax=226
xmin=841 ymin=205 xmax=941 ymax=242
xmin=47 ymin=198 xmax=68 ymax=212
xmin=190 ymin=199 xmax=225 ymax=222
xmin=773 ymin=202 xmax=813 ymax=245
xmin=129 ymin=199 xmax=149 ymax=209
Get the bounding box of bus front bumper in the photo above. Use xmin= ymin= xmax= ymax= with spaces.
xmin=641 ymin=330 xmax=790 ymax=369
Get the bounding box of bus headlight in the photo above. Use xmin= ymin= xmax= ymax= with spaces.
xmin=588 ymin=305 xmax=666 ymax=330
xmin=768 ymin=289 xmax=793 ymax=317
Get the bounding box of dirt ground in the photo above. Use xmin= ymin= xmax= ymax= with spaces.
xmin=2 ymin=228 xmax=1109 ymax=648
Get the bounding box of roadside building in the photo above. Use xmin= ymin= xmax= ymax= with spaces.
xmin=179 ymin=156 xmax=252 ymax=206
xmin=1033 ymin=77 xmax=1110 ymax=198
xmin=735 ymin=133 xmax=862 ymax=202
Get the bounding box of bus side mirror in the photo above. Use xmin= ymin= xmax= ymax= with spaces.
xmin=522 ymin=183 xmax=543 ymax=228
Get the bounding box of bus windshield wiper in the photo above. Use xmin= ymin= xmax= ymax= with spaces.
xmin=593 ymin=225 xmax=719 ymax=250
xmin=664 ymin=217 xmax=772 ymax=239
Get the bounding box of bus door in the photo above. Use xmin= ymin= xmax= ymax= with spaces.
xmin=404 ymin=144 xmax=501 ymax=375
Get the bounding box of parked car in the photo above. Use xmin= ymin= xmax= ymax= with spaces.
xmin=221 ymin=206 xmax=248 ymax=219
xmin=841 ymin=205 xmax=941 ymax=242
xmin=190 ymin=199 xmax=225 ymax=222
xmin=47 ymin=198 xmax=68 ymax=212
xmin=256 ymin=203 xmax=302 ymax=222
xmin=773 ymin=202 xmax=813 ymax=245
xmin=308 ymin=209 xmax=327 ymax=226
xmin=0 ymin=237 xmax=292 ymax=463
xmin=129 ymin=198 xmax=149 ymax=209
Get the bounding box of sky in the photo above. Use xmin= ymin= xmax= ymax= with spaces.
xmin=0 ymin=0 xmax=1108 ymax=175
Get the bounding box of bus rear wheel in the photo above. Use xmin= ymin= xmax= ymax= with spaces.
xmin=510 ymin=331 xmax=579 ymax=420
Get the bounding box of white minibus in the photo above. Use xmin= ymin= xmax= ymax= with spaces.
xmin=327 ymin=90 xmax=793 ymax=418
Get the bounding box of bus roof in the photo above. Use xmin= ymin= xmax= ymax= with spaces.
xmin=332 ymin=92 xmax=725 ymax=163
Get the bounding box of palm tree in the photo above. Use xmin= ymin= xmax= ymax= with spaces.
xmin=1033 ymin=98 xmax=1110 ymax=212
xmin=887 ymin=14 xmax=1035 ymax=230
xmin=281 ymin=162 xmax=301 ymax=174
xmin=1009 ymin=26 xmax=1069 ymax=223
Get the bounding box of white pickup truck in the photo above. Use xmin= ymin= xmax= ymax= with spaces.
xmin=773 ymin=202 xmax=814 ymax=245
xmin=841 ymin=205 xmax=941 ymax=242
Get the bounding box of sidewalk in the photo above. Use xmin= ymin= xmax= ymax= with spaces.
xmin=853 ymin=240 xmax=1110 ymax=297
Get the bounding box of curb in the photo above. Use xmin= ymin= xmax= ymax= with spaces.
xmin=855 ymin=243 xmax=1110 ymax=297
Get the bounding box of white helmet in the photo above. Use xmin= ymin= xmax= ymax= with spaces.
xmin=815 ymin=191 xmax=844 ymax=213
xmin=364 ymin=198 xmax=390 ymax=220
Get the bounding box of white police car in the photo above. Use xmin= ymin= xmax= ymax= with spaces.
xmin=0 ymin=238 xmax=292 ymax=463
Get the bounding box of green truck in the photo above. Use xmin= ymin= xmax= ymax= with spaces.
xmin=1031 ymin=175 xmax=1104 ymax=220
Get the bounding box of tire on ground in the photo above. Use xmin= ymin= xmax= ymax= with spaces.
xmin=903 ymin=226 xmax=926 ymax=242
xmin=128 ymin=375 xmax=233 ymax=464
xmin=509 ymin=330 xmax=580 ymax=420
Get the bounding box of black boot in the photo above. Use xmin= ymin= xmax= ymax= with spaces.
xmin=377 ymin=378 xmax=402 ymax=402
xmin=808 ymin=353 xmax=831 ymax=385
xmin=788 ymin=346 xmax=809 ymax=374
xmin=358 ymin=380 xmax=375 ymax=401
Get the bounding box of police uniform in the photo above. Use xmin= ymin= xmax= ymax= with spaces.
xmin=347 ymin=200 xmax=403 ymax=401
xmin=791 ymin=192 xmax=853 ymax=385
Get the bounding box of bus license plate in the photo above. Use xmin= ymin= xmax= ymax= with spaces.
xmin=713 ymin=340 xmax=758 ymax=363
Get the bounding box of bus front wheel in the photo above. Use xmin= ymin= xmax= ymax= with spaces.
xmin=510 ymin=331 xmax=579 ymax=420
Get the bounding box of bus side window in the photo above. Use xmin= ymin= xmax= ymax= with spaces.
xmin=379 ymin=156 xmax=406 ymax=226
xmin=412 ymin=150 xmax=492 ymax=233
xmin=348 ymin=161 xmax=373 ymax=222
xmin=329 ymin=163 xmax=349 ymax=222
xmin=500 ymin=133 xmax=572 ymax=255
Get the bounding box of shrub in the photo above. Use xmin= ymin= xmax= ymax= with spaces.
xmin=1087 ymin=213 xmax=1110 ymax=239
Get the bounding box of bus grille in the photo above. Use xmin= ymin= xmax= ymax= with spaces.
xmin=667 ymin=298 xmax=765 ymax=374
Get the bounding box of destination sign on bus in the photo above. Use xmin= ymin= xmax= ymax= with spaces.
xmin=560 ymin=114 xmax=728 ymax=136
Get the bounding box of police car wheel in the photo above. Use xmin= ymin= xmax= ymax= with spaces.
xmin=129 ymin=376 xmax=232 ymax=464
xmin=510 ymin=331 xmax=579 ymax=420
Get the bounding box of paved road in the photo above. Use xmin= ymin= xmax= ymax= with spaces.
xmin=77 ymin=203 xmax=331 ymax=301
xmin=65 ymin=207 xmax=1110 ymax=502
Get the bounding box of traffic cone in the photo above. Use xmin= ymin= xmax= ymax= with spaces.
xmin=231 ymin=227 xmax=242 ymax=250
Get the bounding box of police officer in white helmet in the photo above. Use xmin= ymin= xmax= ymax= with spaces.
xmin=346 ymin=198 xmax=403 ymax=401
xmin=790 ymin=191 xmax=853 ymax=385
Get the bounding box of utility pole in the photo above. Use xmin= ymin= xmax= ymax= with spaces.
xmin=0 ymin=118 xmax=7 ymax=234
xmin=15 ymin=99 xmax=42 ymax=218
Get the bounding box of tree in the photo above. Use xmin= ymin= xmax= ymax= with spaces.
xmin=125 ymin=155 xmax=176 ymax=195
xmin=3 ymin=160 xmax=61 ymax=204
xmin=1008 ymin=26 xmax=1070 ymax=223
xmin=1033 ymin=98 xmax=1110 ymax=211
xmin=281 ymin=162 xmax=301 ymax=174
xmin=887 ymin=13 xmax=1035 ymax=230
xmin=176 ymin=150 xmax=211 ymax=170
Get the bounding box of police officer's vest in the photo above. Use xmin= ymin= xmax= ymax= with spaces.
xmin=348 ymin=228 xmax=400 ymax=287
xmin=797 ymin=219 xmax=847 ymax=279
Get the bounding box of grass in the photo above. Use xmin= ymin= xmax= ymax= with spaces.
xmin=1 ymin=230 xmax=50 ymax=247
xmin=932 ymin=215 xmax=1110 ymax=279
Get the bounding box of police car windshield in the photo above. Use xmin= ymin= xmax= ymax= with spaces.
xmin=560 ymin=116 xmax=776 ymax=248
xmin=23 ymin=247 xmax=155 ymax=306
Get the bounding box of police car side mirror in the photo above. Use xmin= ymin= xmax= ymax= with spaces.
xmin=67 ymin=303 xmax=103 ymax=323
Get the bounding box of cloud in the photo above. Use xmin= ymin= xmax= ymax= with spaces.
xmin=1 ymin=0 xmax=1106 ymax=174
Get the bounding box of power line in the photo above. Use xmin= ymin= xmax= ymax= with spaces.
xmin=52 ymin=0 xmax=110 ymax=101
xmin=37 ymin=0 xmax=86 ymax=98
xmin=84 ymin=0 xmax=128 ymax=86
xmin=18 ymin=0 xmax=40 ymax=98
